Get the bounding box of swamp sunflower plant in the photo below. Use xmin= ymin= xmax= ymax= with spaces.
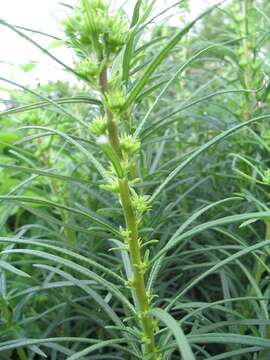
xmin=1 ymin=1 xmax=270 ymax=359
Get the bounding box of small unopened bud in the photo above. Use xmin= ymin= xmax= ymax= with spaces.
xmin=75 ymin=58 xmax=100 ymax=80
xmin=132 ymin=194 xmax=151 ymax=215
xmin=120 ymin=135 xmax=140 ymax=154
xmin=105 ymin=89 xmax=126 ymax=113
xmin=89 ymin=116 xmax=107 ymax=135
xmin=263 ymin=169 xmax=270 ymax=185
xmin=100 ymin=178 xmax=119 ymax=193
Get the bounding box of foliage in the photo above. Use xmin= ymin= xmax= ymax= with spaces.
xmin=1 ymin=0 xmax=270 ymax=359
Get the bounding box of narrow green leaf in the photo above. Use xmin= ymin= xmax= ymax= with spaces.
xmin=189 ymin=333 xmax=270 ymax=349
xmin=130 ymin=0 xmax=143 ymax=27
xmin=0 ymin=96 xmax=101 ymax=117
xmin=20 ymin=125 xmax=108 ymax=180
xmin=0 ymin=237 xmax=125 ymax=284
xmin=207 ymin=346 xmax=262 ymax=360
xmin=34 ymin=264 xmax=123 ymax=327
xmin=148 ymin=197 xmax=241 ymax=290
xmin=125 ymin=2 xmax=222 ymax=107
xmin=151 ymin=308 xmax=195 ymax=360
xmin=160 ymin=211 xmax=270 ymax=260
xmin=0 ymin=196 xmax=119 ymax=236
xmin=134 ymin=42 xmax=228 ymax=138
xmin=1 ymin=248 xmax=135 ymax=313
xmin=0 ymin=260 xmax=30 ymax=278
xmin=0 ymin=77 xmax=87 ymax=128
xmin=178 ymin=297 xmax=269 ymax=325
xmin=65 ymin=339 xmax=125 ymax=360
xmin=166 ymin=239 xmax=270 ymax=311
xmin=150 ymin=114 xmax=270 ymax=203
xmin=0 ymin=337 xmax=100 ymax=352
xmin=142 ymin=88 xmax=257 ymax=138
xmin=0 ymin=163 xmax=89 ymax=184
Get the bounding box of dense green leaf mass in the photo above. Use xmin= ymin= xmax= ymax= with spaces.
xmin=1 ymin=0 xmax=270 ymax=359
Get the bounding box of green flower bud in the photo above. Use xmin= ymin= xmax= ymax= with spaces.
xmin=263 ymin=169 xmax=270 ymax=185
xmin=132 ymin=194 xmax=151 ymax=215
xmin=105 ymin=89 xmax=126 ymax=113
xmin=63 ymin=0 xmax=128 ymax=58
xmin=125 ymin=278 xmax=135 ymax=288
xmin=100 ymin=178 xmax=119 ymax=193
xmin=89 ymin=116 xmax=107 ymax=135
xmin=120 ymin=135 xmax=140 ymax=154
xmin=237 ymin=48 xmax=244 ymax=56
xmin=119 ymin=227 xmax=131 ymax=244
xmin=138 ymin=310 xmax=149 ymax=321
xmin=104 ymin=15 xmax=128 ymax=53
xmin=91 ymin=10 xmax=108 ymax=35
xmin=75 ymin=58 xmax=100 ymax=81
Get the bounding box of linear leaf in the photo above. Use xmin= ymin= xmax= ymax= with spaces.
xmin=20 ymin=126 xmax=108 ymax=179
xmin=188 ymin=333 xmax=270 ymax=349
xmin=150 ymin=114 xmax=270 ymax=202
xmin=0 ymin=196 xmax=119 ymax=236
xmin=0 ymin=96 xmax=101 ymax=117
xmin=65 ymin=339 xmax=125 ymax=360
xmin=0 ymin=237 xmax=125 ymax=284
xmin=0 ymin=77 xmax=87 ymax=128
xmin=151 ymin=308 xmax=195 ymax=360
xmin=1 ymin=248 xmax=135 ymax=313
xmin=0 ymin=260 xmax=30 ymax=278
xmin=125 ymin=2 xmax=222 ymax=108
xmin=166 ymin=239 xmax=270 ymax=311
xmin=0 ymin=163 xmax=89 ymax=184
xmin=34 ymin=264 xmax=123 ymax=327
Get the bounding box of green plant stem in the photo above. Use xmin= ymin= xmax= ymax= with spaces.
xmin=100 ymin=66 xmax=123 ymax=159
xmin=99 ymin=65 xmax=157 ymax=358
xmin=118 ymin=178 xmax=157 ymax=357
xmin=107 ymin=110 xmax=123 ymax=159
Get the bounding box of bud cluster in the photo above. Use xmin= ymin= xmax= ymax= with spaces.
xmin=132 ymin=193 xmax=151 ymax=217
xmin=62 ymin=1 xmax=156 ymax=355
xmin=263 ymin=169 xmax=270 ymax=185
xmin=64 ymin=0 xmax=129 ymax=84
xmin=104 ymin=88 xmax=126 ymax=114
xmin=75 ymin=58 xmax=100 ymax=83
xmin=120 ymin=135 xmax=141 ymax=155
xmin=89 ymin=116 xmax=107 ymax=135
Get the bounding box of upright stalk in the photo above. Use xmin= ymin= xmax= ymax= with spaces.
xmin=100 ymin=67 xmax=123 ymax=159
xmin=118 ymin=178 xmax=157 ymax=356
xmin=64 ymin=2 xmax=158 ymax=356
xmin=100 ymin=66 xmax=157 ymax=358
